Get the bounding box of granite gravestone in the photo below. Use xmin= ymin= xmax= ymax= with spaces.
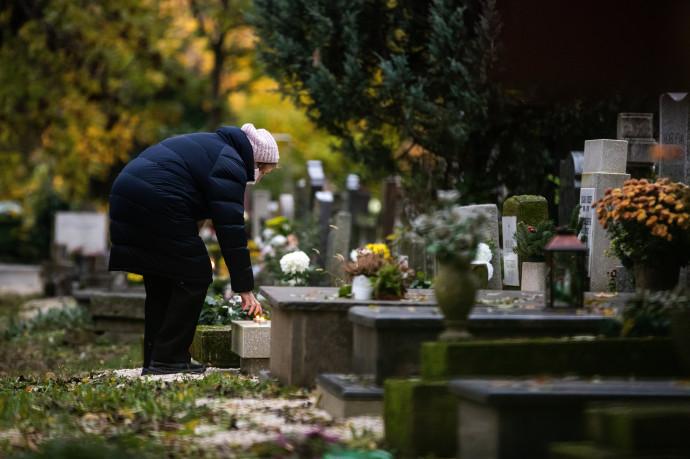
xmin=659 ymin=93 xmax=689 ymax=185
xmin=617 ymin=112 xmax=657 ymax=179
xmin=580 ymin=139 xmax=630 ymax=291
xmin=559 ymin=151 xmax=584 ymax=226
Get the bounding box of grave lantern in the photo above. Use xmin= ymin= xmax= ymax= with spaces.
xmin=544 ymin=227 xmax=587 ymax=309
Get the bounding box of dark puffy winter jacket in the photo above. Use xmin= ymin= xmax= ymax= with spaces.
xmin=108 ymin=126 xmax=254 ymax=292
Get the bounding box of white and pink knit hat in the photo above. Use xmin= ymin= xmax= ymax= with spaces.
xmin=241 ymin=123 xmax=280 ymax=163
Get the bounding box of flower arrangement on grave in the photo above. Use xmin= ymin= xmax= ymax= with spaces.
xmin=255 ymin=220 xmax=301 ymax=284
xmin=341 ymin=243 xmax=410 ymax=300
xmin=278 ymin=250 xmax=313 ymax=286
xmin=512 ymin=220 xmax=556 ymax=262
xmin=593 ymin=178 xmax=690 ymax=270
xmin=265 ymin=215 xmax=294 ymax=236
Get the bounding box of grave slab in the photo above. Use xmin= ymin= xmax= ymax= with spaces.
xmin=82 ymin=289 xmax=145 ymax=341
xmin=449 ymin=378 xmax=690 ymax=459
xmin=0 ymin=263 xmax=43 ymax=295
xmin=260 ymin=286 xmax=435 ymax=387
xmin=350 ymin=305 xmax=443 ymax=385
xmin=315 ymin=374 xmax=383 ymax=418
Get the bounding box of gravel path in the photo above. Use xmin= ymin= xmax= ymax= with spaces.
xmin=103 ymin=368 xmax=384 ymax=455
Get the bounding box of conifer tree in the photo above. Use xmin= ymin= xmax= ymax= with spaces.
xmin=250 ymin=0 xmax=502 ymax=200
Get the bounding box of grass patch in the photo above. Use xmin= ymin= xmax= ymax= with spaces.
xmin=0 ymin=294 xmax=389 ymax=457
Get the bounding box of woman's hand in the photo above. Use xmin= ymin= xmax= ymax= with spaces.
xmin=239 ymin=291 xmax=262 ymax=316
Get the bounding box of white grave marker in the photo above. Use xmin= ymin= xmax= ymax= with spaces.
xmin=54 ymin=212 xmax=108 ymax=255
xmin=578 ymin=188 xmax=596 ymax=275
xmin=501 ymin=216 xmax=519 ymax=286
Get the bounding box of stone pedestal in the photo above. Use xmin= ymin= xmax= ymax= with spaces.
xmin=190 ymin=325 xmax=240 ymax=368
xmin=581 ymin=139 xmax=630 ymax=291
xmin=231 ymin=320 xmax=271 ymax=375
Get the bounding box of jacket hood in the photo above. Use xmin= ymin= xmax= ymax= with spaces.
xmin=216 ymin=126 xmax=255 ymax=181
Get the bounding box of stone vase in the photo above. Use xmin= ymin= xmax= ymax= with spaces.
xmin=634 ymin=261 xmax=681 ymax=291
xmin=434 ymin=262 xmax=479 ymax=341
xmin=669 ymin=309 xmax=690 ymax=376
xmin=521 ymin=261 xmax=547 ymax=292
xmin=352 ymin=274 xmax=374 ymax=300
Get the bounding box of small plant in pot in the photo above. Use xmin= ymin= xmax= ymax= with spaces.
xmin=512 ymin=220 xmax=555 ymax=291
xmin=341 ymin=243 xmax=410 ymax=300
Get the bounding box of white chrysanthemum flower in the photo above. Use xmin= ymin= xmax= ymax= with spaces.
xmin=280 ymin=251 xmax=311 ymax=275
xmin=270 ymin=234 xmax=288 ymax=247
xmin=473 ymin=242 xmax=493 ymax=264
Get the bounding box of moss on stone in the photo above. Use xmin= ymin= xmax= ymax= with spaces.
xmin=502 ymin=195 xmax=548 ymax=227
xmin=190 ymin=325 xmax=240 ymax=367
xmin=384 ymin=379 xmax=457 ymax=458
xmin=420 ymin=337 xmax=682 ymax=379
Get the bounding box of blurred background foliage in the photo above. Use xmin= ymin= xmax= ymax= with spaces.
xmin=0 ymin=0 xmax=654 ymax=262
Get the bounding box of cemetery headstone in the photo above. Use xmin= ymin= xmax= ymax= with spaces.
xmin=315 ymin=190 xmax=334 ymax=268
xmin=617 ymin=112 xmax=657 ymax=179
xmin=307 ymin=160 xmax=325 ymax=211
xmin=502 ymin=196 xmax=548 ymax=289
xmin=380 ymin=176 xmax=401 ymax=240
xmin=279 ymin=193 xmax=295 ymax=221
xmin=456 ymin=204 xmax=502 ymax=290
xmin=250 ymin=189 xmax=272 ymax=241
xmin=659 ymin=93 xmax=689 ymax=185
xmin=326 ymin=211 xmax=352 ymax=285
xmin=558 ymin=151 xmax=584 ymax=225
xmin=54 ymin=211 xmax=108 ymax=255
xmin=580 ymin=139 xmax=630 ymax=291
xmin=659 ymin=94 xmax=690 ymax=289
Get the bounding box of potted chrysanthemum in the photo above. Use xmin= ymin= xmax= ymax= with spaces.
xmin=593 ymin=178 xmax=690 ymax=291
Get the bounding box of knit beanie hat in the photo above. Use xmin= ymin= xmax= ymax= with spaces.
xmin=241 ymin=123 xmax=280 ymax=163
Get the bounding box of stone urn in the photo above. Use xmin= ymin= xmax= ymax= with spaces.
xmin=634 ymin=261 xmax=681 ymax=291
xmin=521 ymin=261 xmax=547 ymax=292
xmin=434 ymin=262 xmax=479 ymax=341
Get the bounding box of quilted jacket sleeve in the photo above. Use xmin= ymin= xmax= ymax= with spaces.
xmin=204 ymin=146 xmax=254 ymax=293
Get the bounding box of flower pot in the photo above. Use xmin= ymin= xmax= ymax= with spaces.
xmin=521 ymin=261 xmax=546 ymax=292
xmin=434 ymin=262 xmax=479 ymax=341
xmin=634 ymin=261 xmax=682 ymax=291
xmin=352 ymin=274 xmax=374 ymax=300
xmin=669 ymin=309 xmax=690 ymax=376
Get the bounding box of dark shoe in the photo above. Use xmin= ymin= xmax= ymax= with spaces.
xmin=141 ymin=360 xmax=206 ymax=376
